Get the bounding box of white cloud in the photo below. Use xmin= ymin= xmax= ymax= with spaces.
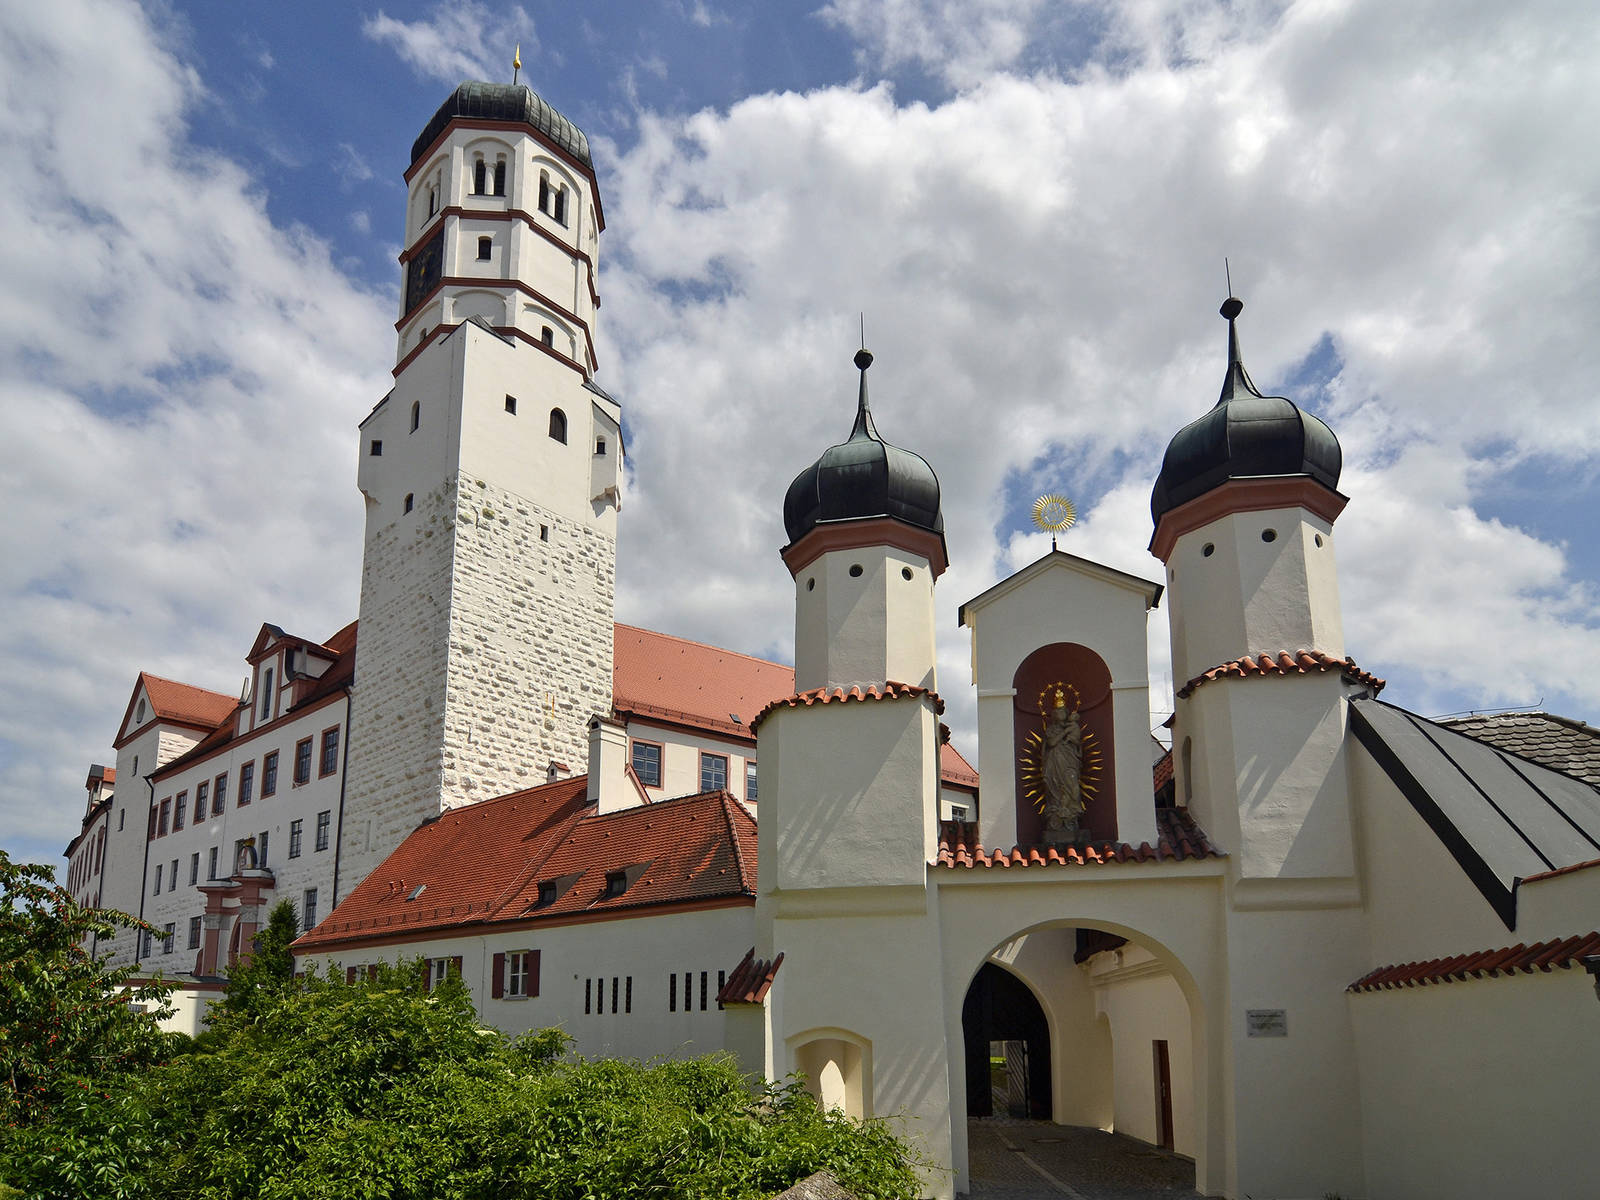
xmin=334 ymin=142 xmax=374 ymax=189
xmin=363 ymin=2 xmax=536 ymax=86
xmin=818 ymin=0 xmax=1051 ymax=89
xmin=0 ymin=0 xmax=391 ymax=863
xmin=598 ymin=0 xmax=1600 ymax=755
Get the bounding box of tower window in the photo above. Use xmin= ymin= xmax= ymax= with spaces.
xmin=538 ymin=172 xmax=550 ymax=214
xmin=477 ymin=236 xmax=492 ymax=261
xmin=1262 ymin=528 xmax=1278 ymax=543
xmin=370 ymin=439 xmax=382 ymax=456
xmin=404 ymin=493 xmax=414 ymax=513
xmin=1201 ymin=543 xmax=1214 ymax=557
xmin=473 ymin=159 xmax=487 ymax=195
xmin=427 ymin=185 xmax=438 ymax=216
xmin=901 ymin=566 xmax=913 ymax=581
xmin=1314 ymin=533 xmax=1325 ymax=547
xmin=548 ymin=409 xmax=567 ymax=443
xmin=595 ymin=437 xmax=606 ymax=456
xmin=806 ymin=578 xmax=815 ymax=592
xmin=505 ymin=395 xmax=517 ymax=414
xmin=539 ymin=524 xmax=549 ymax=542
xmin=554 ymin=185 xmax=568 ymax=225
xmin=493 ymin=159 xmax=506 ymax=196
xmin=540 ymin=325 xmax=554 ymax=348
xmin=848 ymin=563 xmax=864 ymax=578
xmin=410 ymin=401 xmax=420 ymax=433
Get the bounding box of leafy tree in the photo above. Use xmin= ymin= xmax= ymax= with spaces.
xmin=216 ymin=897 xmax=299 ymax=1026
xmin=0 ymin=850 xmax=173 ymax=1132
xmin=2 ymin=956 xmax=925 ymax=1200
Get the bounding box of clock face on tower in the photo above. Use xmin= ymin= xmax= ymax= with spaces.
xmin=405 ymin=230 xmax=444 ymax=315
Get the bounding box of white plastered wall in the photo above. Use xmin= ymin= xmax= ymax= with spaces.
xmin=1351 ymin=971 xmax=1600 ymax=1200
xmin=302 ymin=904 xmax=754 ymax=1060
xmin=1164 ymin=506 xmax=1343 ymax=686
xmin=792 ymin=542 xmax=937 ymax=693
xmin=1086 ymin=944 xmax=1196 ymax=1157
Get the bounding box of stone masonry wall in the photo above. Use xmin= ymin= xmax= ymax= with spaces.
xmin=440 ymin=474 xmax=614 ymax=807
xmin=341 ymin=472 xmax=615 ymax=892
xmin=340 ymin=479 xmax=457 ymax=890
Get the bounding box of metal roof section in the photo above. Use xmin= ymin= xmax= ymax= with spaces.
xmin=1151 ymin=296 xmax=1342 ymax=522
xmin=1349 ymin=697 xmax=1600 ymax=928
xmin=782 ymin=349 xmax=944 ymax=546
xmin=411 ymin=81 xmax=593 ymax=169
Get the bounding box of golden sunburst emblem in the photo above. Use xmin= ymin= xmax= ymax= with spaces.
xmin=1031 ymin=493 xmax=1077 ymax=534
xmin=1018 ymin=681 xmax=1104 ymax=817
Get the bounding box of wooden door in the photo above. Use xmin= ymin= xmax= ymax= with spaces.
xmin=1153 ymin=1039 xmax=1174 ymax=1150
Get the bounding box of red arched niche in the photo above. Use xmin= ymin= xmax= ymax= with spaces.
xmin=1013 ymin=642 xmax=1117 ymax=846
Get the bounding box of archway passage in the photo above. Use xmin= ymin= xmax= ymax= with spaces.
xmin=962 ymin=962 xmax=1052 ymax=1119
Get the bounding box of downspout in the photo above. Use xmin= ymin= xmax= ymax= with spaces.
xmin=135 ymin=769 xmax=155 ymax=969
xmin=330 ymin=688 xmax=353 ymax=906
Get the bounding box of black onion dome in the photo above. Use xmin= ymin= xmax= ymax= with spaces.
xmin=1151 ymin=296 xmax=1341 ymax=523
xmin=783 ymin=350 xmax=944 ymax=545
xmin=411 ymin=82 xmax=592 ymax=169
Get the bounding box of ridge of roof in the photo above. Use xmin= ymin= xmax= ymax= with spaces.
xmin=1177 ymin=650 xmax=1384 ymax=700
xmin=936 ymin=807 xmax=1222 ymax=869
xmin=1347 ymin=931 xmax=1600 ymax=992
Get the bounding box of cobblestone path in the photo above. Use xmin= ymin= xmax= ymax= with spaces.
xmin=964 ymin=1120 xmax=1204 ymax=1200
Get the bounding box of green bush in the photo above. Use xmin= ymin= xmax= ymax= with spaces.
xmin=2 ymin=956 xmax=922 ymax=1200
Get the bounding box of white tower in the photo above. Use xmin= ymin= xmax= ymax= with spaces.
xmin=341 ymin=82 xmax=623 ymax=889
xmin=737 ymin=353 xmax=955 ymax=1188
xmin=1150 ymin=295 xmax=1370 ymax=1199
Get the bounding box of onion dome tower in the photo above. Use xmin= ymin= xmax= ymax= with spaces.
xmin=781 ymin=350 xmax=947 ymax=691
xmin=1151 ymin=295 xmax=1341 ymax=522
xmin=1149 ymin=294 xmax=1350 ymax=711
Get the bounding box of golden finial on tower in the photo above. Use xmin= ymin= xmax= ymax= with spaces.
xmin=513 ymin=44 xmax=522 ymax=85
xmin=1031 ymin=492 xmax=1077 ymax=551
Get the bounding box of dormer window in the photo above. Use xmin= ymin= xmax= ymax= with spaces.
xmin=405 ymin=883 xmax=426 ymax=901
xmin=604 ymin=871 xmax=627 ymax=899
xmin=537 ymin=880 xmax=557 ymax=907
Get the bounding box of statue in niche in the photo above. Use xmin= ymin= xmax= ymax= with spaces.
xmin=1040 ymin=689 xmax=1085 ymax=845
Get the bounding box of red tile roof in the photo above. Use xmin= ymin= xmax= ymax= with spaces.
xmin=296 ymin=779 xmax=758 ymax=951
xmin=1153 ymin=750 xmax=1174 ymax=790
xmin=717 ymin=947 xmax=784 ymax=1004
xmin=936 ymin=807 xmax=1222 ymax=869
xmin=613 ymin=624 xmax=795 ymax=739
xmin=751 ymin=682 xmax=943 ymax=731
xmin=1347 ymin=931 xmax=1600 ymax=992
xmin=941 ymin=741 xmax=979 ymax=790
xmin=1176 ymin=651 xmax=1384 ymax=700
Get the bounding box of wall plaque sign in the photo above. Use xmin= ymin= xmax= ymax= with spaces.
xmin=1246 ymin=1009 xmax=1288 ymax=1037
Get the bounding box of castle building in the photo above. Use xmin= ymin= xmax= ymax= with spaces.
xmin=78 ymin=79 xmax=1600 ymax=1200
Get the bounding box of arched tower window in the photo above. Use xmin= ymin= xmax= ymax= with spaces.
xmin=548 ymin=408 xmax=567 ymax=443
xmin=410 ymin=401 xmax=420 ymax=433
xmin=540 ymin=325 xmax=554 ymax=347
xmin=493 ymin=158 xmax=506 ymax=196
xmin=473 ymin=158 xmax=487 ymax=195
xmin=427 ymin=183 xmax=438 ymax=216
xmin=538 ymin=171 xmax=550 ymax=215
xmin=553 ymin=184 xmax=568 ymax=225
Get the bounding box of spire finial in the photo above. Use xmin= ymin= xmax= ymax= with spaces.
xmin=850 ymin=342 xmax=876 ymax=438
xmin=513 ymin=44 xmax=522 ymax=85
xmin=1215 ymin=267 xmax=1257 ymax=404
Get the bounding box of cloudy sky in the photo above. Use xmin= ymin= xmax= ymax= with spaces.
xmin=6 ymin=0 xmax=1600 ymax=869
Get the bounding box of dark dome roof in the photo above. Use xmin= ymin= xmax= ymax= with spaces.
xmin=1151 ymin=297 xmax=1341 ymax=523
xmin=783 ymin=350 xmax=944 ymax=545
xmin=411 ymin=82 xmax=592 ymax=169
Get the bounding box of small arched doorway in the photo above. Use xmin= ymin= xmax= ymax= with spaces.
xmin=962 ymin=962 xmax=1052 ymax=1119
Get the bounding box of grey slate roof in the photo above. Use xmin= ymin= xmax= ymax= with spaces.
xmin=1349 ymin=698 xmax=1600 ymax=928
xmin=1437 ymin=711 xmax=1600 ymax=787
